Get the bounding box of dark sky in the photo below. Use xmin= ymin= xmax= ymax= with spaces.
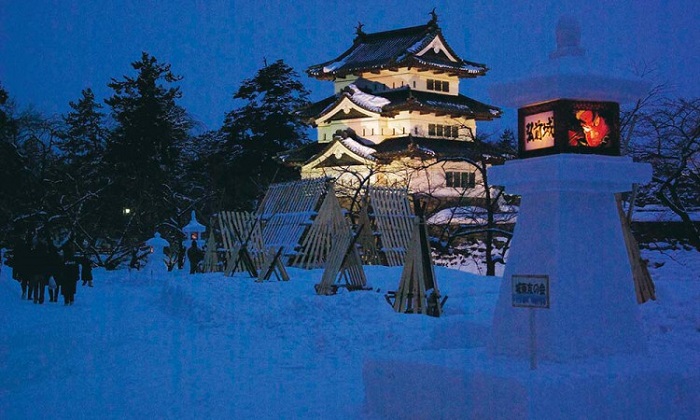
xmin=1 ymin=0 xmax=698 ymax=135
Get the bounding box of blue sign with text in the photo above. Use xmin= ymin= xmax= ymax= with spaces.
xmin=512 ymin=275 xmax=550 ymax=308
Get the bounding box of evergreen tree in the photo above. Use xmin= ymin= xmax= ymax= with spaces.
xmin=495 ymin=128 xmax=517 ymax=155
xmin=59 ymin=88 xmax=106 ymax=170
xmin=49 ymin=88 xmax=108 ymax=246
xmin=103 ymin=52 xmax=193 ymax=244
xmin=218 ymin=59 xmax=311 ymax=209
xmin=0 ymin=83 xmax=25 ymax=239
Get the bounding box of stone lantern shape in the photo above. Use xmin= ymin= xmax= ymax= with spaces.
xmin=361 ymin=16 xmax=694 ymax=420
xmin=487 ymin=14 xmax=653 ymax=362
xmin=144 ymin=232 xmax=170 ymax=275
xmin=182 ymin=210 xmax=206 ymax=249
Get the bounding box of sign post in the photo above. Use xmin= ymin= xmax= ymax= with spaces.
xmin=512 ymin=274 xmax=550 ymax=370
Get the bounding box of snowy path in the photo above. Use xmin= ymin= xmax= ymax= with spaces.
xmin=1 ymin=249 xmax=696 ymax=419
xmin=1 ymin=266 xmax=494 ymax=419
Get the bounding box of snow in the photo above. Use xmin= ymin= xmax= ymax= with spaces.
xmin=631 ymin=205 xmax=700 ymax=223
xmin=346 ymin=85 xmax=390 ymax=113
xmin=428 ymin=206 xmax=517 ymax=225
xmin=1 ymin=247 xmax=698 ymax=419
xmin=488 ymin=155 xmax=653 ymax=361
xmin=340 ymin=137 xmax=376 ymax=159
xmin=182 ymin=210 xmax=206 ymax=234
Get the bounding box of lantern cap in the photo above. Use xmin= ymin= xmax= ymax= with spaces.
xmin=146 ymin=232 xmax=170 ymax=247
xmin=490 ymin=15 xmax=651 ymax=108
xmin=182 ymin=210 xmax=206 ymax=234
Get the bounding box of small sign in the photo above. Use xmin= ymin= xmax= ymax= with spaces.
xmin=523 ymin=110 xmax=555 ymax=151
xmin=512 ymin=274 xmax=549 ymax=308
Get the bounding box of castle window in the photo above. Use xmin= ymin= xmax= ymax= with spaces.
xmin=446 ymin=171 xmax=476 ymax=189
xmin=428 ymin=124 xmax=459 ymax=138
xmin=427 ymin=79 xmax=450 ymax=92
xmin=402 ymin=127 xmax=406 ymax=134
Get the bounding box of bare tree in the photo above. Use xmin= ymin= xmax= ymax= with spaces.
xmin=632 ymin=97 xmax=700 ymax=249
xmin=304 ymin=134 xmax=515 ymax=275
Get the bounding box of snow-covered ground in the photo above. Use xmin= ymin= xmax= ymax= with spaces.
xmin=0 ymin=248 xmax=697 ymax=419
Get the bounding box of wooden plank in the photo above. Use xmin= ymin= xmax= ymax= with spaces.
xmin=615 ymin=194 xmax=656 ymax=303
xmin=391 ymin=214 xmax=444 ymax=317
xmin=293 ymin=188 xmax=350 ymax=269
xmin=202 ymin=229 xmax=219 ymax=273
xmin=370 ymin=187 xmax=414 ymax=266
xmin=356 ymin=200 xmax=382 ymax=265
xmin=257 ymin=178 xmax=328 ymax=260
xmin=218 ymin=213 xmax=237 ymax=276
xmin=257 ymin=246 xmax=289 ymax=282
xmin=315 ymin=225 xmax=367 ymax=295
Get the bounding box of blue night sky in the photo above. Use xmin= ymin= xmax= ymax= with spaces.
xmin=1 ymin=0 xmax=698 ymax=135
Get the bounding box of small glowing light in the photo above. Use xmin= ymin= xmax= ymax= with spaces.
xmin=123 ymin=208 xmax=131 ymax=215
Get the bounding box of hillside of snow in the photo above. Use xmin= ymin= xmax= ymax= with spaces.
xmin=0 ymin=248 xmax=697 ymax=419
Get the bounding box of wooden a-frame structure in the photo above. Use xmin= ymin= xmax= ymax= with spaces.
xmin=217 ymin=211 xmax=264 ymax=277
xmin=314 ymin=225 xmax=368 ymax=295
xmin=388 ymin=198 xmax=446 ymax=317
xmin=291 ymin=183 xmax=349 ymax=269
xmin=214 ymin=177 xmax=354 ymax=281
xmin=357 ymin=186 xmax=415 ymax=266
xmin=257 ymin=177 xmax=331 ymax=263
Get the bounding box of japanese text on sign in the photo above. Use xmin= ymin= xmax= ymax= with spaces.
xmin=512 ymin=275 xmax=549 ymax=308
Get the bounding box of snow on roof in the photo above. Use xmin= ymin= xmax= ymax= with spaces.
xmin=427 ymin=206 xmax=518 ymax=225
xmin=415 ymin=145 xmax=436 ymax=156
xmin=630 ymin=206 xmax=700 ymax=223
xmin=412 ymin=56 xmax=484 ymax=74
xmin=307 ymin=20 xmax=487 ymax=80
xmin=346 ymin=84 xmax=390 ymax=112
xmin=340 ymin=136 xmax=376 ymax=159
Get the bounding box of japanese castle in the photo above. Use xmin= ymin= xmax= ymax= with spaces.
xmin=278 ymin=12 xmax=502 ymax=198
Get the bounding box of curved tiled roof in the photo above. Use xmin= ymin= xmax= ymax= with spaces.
xmin=307 ymin=19 xmax=488 ymax=80
xmin=276 ymin=131 xmax=508 ymax=168
xmin=301 ymin=84 xmax=501 ymax=122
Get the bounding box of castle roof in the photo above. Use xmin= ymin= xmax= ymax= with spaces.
xmin=307 ymin=17 xmax=488 ymax=80
xmin=276 ymin=130 xmax=506 ymax=168
xmin=302 ymin=84 xmax=501 ymax=123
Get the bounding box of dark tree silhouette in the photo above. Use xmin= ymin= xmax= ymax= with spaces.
xmin=218 ymin=59 xmax=311 ymax=209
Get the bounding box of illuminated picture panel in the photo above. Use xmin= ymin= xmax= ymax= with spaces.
xmin=518 ymin=99 xmax=620 ymax=158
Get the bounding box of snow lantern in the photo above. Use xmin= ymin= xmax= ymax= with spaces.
xmin=144 ymin=232 xmax=170 ymax=275
xmin=518 ymin=99 xmax=620 ymax=157
xmin=490 ymin=15 xmax=649 ymax=159
xmin=182 ymin=210 xmax=206 ymax=249
xmin=486 ymin=15 xmax=653 ymax=362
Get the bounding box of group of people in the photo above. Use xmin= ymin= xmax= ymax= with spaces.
xmin=12 ymin=232 xmax=93 ymax=305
